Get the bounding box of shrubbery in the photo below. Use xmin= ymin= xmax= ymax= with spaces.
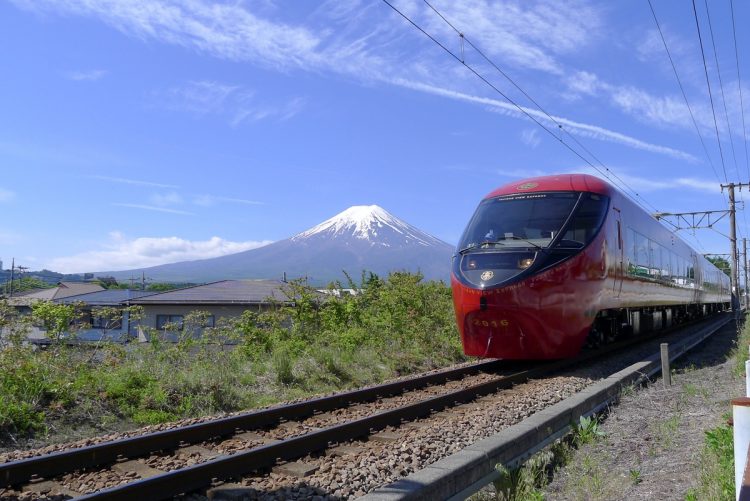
xmin=0 ymin=272 xmax=465 ymax=438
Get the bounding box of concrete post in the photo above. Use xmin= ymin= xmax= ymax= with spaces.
xmin=660 ymin=343 xmax=671 ymax=388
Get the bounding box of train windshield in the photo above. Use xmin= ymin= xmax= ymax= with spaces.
xmin=457 ymin=191 xmax=608 ymax=253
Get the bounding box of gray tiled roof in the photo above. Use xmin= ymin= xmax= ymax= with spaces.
xmin=56 ymin=289 xmax=156 ymax=305
xmin=128 ymin=280 xmax=291 ymax=305
xmin=10 ymin=282 xmax=105 ymax=302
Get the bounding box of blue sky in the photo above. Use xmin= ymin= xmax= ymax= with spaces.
xmin=2 ymin=0 xmax=749 ymax=274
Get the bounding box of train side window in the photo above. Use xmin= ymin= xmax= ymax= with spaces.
xmin=648 ymin=239 xmax=658 ymax=277
xmin=625 ymin=228 xmax=637 ymax=274
xmin=635 ymin=232 xmax=649 ymax=273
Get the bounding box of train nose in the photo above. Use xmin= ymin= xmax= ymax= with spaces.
xmin=463 ymin=308 xmax=539 ymax=358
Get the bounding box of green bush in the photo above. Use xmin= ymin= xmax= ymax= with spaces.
xmin=0 ymin=272 xmax=466 ymax=437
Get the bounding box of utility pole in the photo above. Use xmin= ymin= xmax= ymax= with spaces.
xmin=720 ymin=182 xmax=750 ymax=314
xmin=141 ymin=272 xmax=145 ymax=291
xmin=744 ymin=238 xmax=748 ymax=309
xmin=8 ymin=258 xmax=14 ymax=297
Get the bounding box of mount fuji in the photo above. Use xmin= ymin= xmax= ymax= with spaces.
xmin=99 ymin=205 xmax=455 ymax=284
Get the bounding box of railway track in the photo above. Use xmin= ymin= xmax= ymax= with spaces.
xmin=0 ymin=315 xmax=729 ymax=500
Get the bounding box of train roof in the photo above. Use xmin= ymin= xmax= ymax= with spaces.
xmin=484 ymin=174 xmax=615 ymax=199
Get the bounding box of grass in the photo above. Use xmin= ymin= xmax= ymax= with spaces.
xmin=685 ymin=423 xmax=734 ymax=501
xmin=470 ymin=415 xmax=609 ymax=501
xmin=0 ymin=272 xmax=467 ymax=440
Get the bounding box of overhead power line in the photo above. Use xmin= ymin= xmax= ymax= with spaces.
xmin=691 ymin=0 xmax=729 ymax=183
xmin=730 ymin=0 xmax=750 ymax=183
xmin=420 ymin=0 xmax=658 ymax=215
xmin=646 ymin=0 xmax=723 ymax=189
xmin=703 ymin=0 xmax=740 ymax=180
xmin=380 ymin=0 xmax=665 ymax=218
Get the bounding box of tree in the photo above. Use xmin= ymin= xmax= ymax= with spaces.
xmin=706 ymin=256 xmax=731 ymax=277
xmin=3 ymin=276 xmax=54 ymax=295
xmin=31 ymin=301 xmax=84 ymax=342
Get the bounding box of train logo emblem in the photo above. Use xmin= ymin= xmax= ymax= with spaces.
xmin=480 ymin=271 xmax=494 ymax=281
xmin=517 ymin=182 xmax=538 ymax=191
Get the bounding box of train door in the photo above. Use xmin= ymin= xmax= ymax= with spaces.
xmin=691 ymin=252 xmax=700 ymax=304
xmin=613 ymin=208 xmax=624 ymax=297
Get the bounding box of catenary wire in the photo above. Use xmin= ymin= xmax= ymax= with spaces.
xmin=418 ymin=0 xmax=663 ymax=216
xmin=691 ymin=0 xmax=729 ymax=183
xmin=703 ymin=0 xmax=740 ymax=180
xmin=730 ymin=0 xmax=750 ymax=183
xmin=646 ymin=0 xmax=724 ymax=191
xmin=383 ymin=0 xmax=658 ymax=219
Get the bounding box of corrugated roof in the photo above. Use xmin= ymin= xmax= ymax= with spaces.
xmin=56 ymin=289 xmax=156 ymax=305
xmin=129 ymin=280 xmax=291 ymax=304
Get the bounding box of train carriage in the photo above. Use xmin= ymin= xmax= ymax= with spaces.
xmin=451 ymin=174 xmax=730 ymax=360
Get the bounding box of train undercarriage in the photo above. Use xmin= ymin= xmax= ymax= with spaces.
xmin=586 ymin=302 xmax=732 ymax=348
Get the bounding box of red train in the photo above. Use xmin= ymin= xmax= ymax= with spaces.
xmin=451 ymin=174 xmax=731 ymax=360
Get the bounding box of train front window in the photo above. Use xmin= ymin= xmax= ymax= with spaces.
xmin=458 ymin=192 xmax=579 ymax=252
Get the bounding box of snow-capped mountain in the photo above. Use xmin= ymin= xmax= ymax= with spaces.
xmin=293 ymin=205 xmax=446 ymax=247
xmin=99 ymin=205 xmax=454 ymax=284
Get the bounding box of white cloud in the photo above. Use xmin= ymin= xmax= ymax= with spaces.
xmin=91 ymin=175 xmax=179 ymax=189
xmin=112 ymin=203 xmax=193 ymax=215
xmin=163 ymin=80 xmax=242 ymax=114
xmin=565 ymin=71 xmax=602 ymax=97
xmin=161 ymin=80 xmax=305 ymax=125
xmin=610 ymin=86 xmax=697 ymax=130
xmin=230 ymin=96 xmax=307 ymax=126
xmin=149 ymin=191 xmax=183 ymax=207
xmin=674 ymin=177 xmax=722 ymax=194
xmin=520 ymin=128 xmax=541 ymax=148
xmin=422 ymin=0 xmax=601 ymax=75
xmin=12 ymin=0 xmax=323 ymax=71
xmin=393 ymin=78 xmax=699 ymax=162
xmin=0 ymin=188 xmax=15 ymax=202
xmin=47 ymin=232 xmax=273 ymax=273
xmin=64 ymin=69 xmax=107 ymax=81
xmin=494 ymin=165 xmax=720 ymax=196
xmin=12 ymin=0 xmax=706 ymax=161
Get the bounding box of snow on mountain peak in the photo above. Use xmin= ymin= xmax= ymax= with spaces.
xmin=292 ymin=205 xmax=440 ymax=246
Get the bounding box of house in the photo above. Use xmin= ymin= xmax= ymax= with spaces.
xmin=5 ymin=282 xmax=107 ymax=341
xmin=55 ymin=289 xmax=155 ymax=341
xmin=9 ymin=281 xmax=105 ymax=305
xmin=128 ymin=280 xmax=293 ymax=341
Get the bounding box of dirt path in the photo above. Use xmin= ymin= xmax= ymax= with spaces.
xmin=545 ymin=320 xmax=742 ymax=500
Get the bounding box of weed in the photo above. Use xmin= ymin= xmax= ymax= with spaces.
xmin=656 ymin=414 xmax=681 ymax=449
xmin=573 ymin=415 xmax=604 ymax=446
xmin=0 ymin=273 xmax=468 ymax=438
xmin=629 ymin=467 xmax=642 ymax=485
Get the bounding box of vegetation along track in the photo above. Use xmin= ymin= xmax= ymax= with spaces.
xmin=0 ymin=314 xmax=729 ymax=500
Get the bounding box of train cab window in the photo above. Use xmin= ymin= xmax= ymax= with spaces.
xmin=557 ymin=193 xmax=609 ymax=248
xmin=457 ymin=192 xmax=579 ymax=251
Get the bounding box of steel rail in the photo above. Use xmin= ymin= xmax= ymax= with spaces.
xmin=76 ymin=363 xmax=556 ymax=500
xmin=1 ymin=359 xmax=506 ymax=487
xmin=74 ymin=314 xmax=725 ymax=500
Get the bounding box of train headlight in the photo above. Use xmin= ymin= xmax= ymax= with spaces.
xmin=518 ymin=257 xmax=534 ymax=269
